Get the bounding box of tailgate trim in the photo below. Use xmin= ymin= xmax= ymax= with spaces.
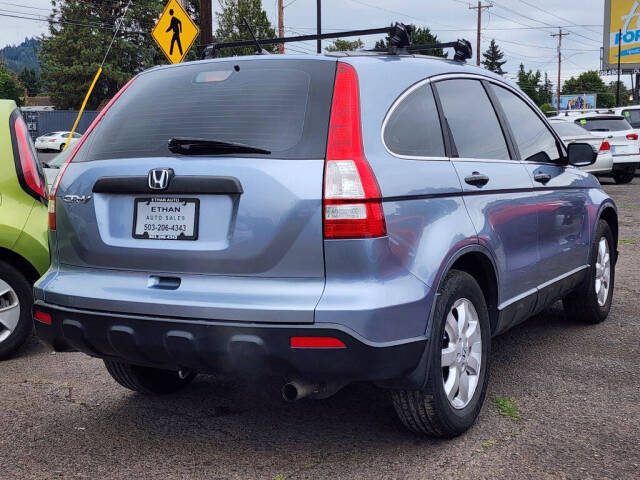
xmin=93 ymin=175 xmax=243 ymax=194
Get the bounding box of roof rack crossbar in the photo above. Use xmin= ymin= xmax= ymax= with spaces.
xmin=201 ymin=22 xmax=472 ymax=61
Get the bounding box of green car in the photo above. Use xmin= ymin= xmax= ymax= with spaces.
xmin=0 ymin=100 xmax=48 ymax=359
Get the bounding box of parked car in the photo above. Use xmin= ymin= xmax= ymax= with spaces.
xmin=0 ymin=100 xmax=49 ymax=359
xmin=606 ymin=105 xmax=640 ymax=134
xmin=34 ymin=131 xmax=82 ymax=152
xmin=551 ymin=112 xmax=639 ymax=183
xmin=548 ymin=120 xmax=613 ymax=175
xmin=33 ymin=55 xmax=618 ymax=438
xmin=40 ymin=141 xmax=79 ymax=192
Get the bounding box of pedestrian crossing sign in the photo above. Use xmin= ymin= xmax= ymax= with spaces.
xmin=152 ymin=0 xmax=199 ymax=64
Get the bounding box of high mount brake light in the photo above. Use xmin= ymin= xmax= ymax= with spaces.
xmin=48 ymin=75 xmax=138 ymax=230
xmin=10 ymin=111 xmax=46 ymax=201
xmin=323 ymin=62 xmax=386 ymax=239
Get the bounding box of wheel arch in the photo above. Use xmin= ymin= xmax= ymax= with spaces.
xmin=598 ymin=203 xmax=618 ymax=254
xmin=430 ymin=245 xmax=500 ymax=335
xmin=0 ymin=247 xmax=40 ymax=284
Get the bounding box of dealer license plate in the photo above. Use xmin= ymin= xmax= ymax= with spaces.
xmin=133 ymin=197 xmax=199 ymax=240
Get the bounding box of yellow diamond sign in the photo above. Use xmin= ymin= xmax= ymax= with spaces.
xmin=152 ymin=0 xmax=199 ymax=64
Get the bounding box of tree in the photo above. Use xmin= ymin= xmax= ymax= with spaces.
xmin=562 ymin=71 xmax=616 ymax=108
xmin=375 ymin=26 xmax=447 ymax=58
xmin=517 ymin=63 xmax=543 ymax=105
xmin=18 ymin=68 xmax=41 ymax=96
xmin=481 ymin=39 xmax=506 ymax=75
xmin=39 ymin=0 xmax=174 ymax=110
xmin=215 ymin=0 xmax=277 ymax=57
xmin=0 ymin=65 xmax=25 ymax=106
xmin=325 ymin=38 xmax=364 ymax=52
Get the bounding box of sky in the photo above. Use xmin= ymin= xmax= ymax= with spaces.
xmin=0 ymin=0 xmax=613 ymax=89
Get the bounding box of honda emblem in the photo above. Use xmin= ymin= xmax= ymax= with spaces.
xmin=148 ymin=168 xmax=173 ymax=190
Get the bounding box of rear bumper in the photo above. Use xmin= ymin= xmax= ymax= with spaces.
xmin=33 ymin=301 xmax=427 ymax=382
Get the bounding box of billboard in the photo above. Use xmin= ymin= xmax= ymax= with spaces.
xmin=604 ymin=0 xmax=640 ymax=71
xmin=552 ymin=94 xmax=598 ymax=111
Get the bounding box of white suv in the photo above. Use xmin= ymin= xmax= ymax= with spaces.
xmin=550 ymin=112 xmax=639 ymax=184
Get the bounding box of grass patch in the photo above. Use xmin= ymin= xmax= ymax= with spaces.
xmin=273 ymin=475 xmax=287 ymax=480
xmin=492 ymin=396 xmax=521 ymax=421
xmin=620 ymin=238 xmax=638 ymax=245
xmin=478 ymin=440 xmax=499 ymax=452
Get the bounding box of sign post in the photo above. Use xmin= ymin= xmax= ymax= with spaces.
xmin=152 ymin=0 xmax=200 ymax=64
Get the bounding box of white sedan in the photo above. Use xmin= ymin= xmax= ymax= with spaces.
xmin=548 ymin=120 xmax=613 ymax=175
xmin=34 ymin=131 xmax=82 ymax=152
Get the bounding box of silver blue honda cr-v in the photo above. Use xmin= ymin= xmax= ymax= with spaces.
xmin=33 ymin=51 xmax=618 ymax=437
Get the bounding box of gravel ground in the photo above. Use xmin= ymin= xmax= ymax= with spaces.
xmin=1 ymin=177 xmax=638 ymax=480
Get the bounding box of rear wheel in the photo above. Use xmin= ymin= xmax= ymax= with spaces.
xmin=564 ymin=219 xmax=615 ymax=324
xmin=612 ymin=164 xmax=637 ymax=184
xmin=391 ymin=270 xmax=491 ymax=438
xmin=0 ymin=260 xmax=34 ymax=360
xmin=59 ymin=143 xmax=65 ymax=152
xmin=104 ymin=359 xmax=196 ymax=394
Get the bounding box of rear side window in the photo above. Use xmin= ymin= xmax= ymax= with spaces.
xmin=75 ymin=59 xmax=336 ymax=161
xmin=491 ymin=85 xmax=561 ymax=162
xmin=579 ymin=117 xmax=632 ymax=132
xmin=383 ymin=84 xmax=445 ymax=157
xmin=435 ymin=79 xmax=510 ymax=160
xmin=622 ymin=109 xmax=640 ymax=128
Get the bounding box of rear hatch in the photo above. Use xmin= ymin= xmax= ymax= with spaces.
xmin=50 ymin=58 xmax=337 ymax=322
xmin=578 ymin=116 xmax=639 ymax=157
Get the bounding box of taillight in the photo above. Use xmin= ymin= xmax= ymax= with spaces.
xmin=10 ymin=111 xmax=46 ymax=201
xmin=626 ymin=133 xmax=638 ymax=140
xmin=599 ymin=140 xmax=611 ymax=151
xmin=323 ymin=62 xmax=386 ymax=239
xmin=48 ymin=75 xmax=138 ymax=230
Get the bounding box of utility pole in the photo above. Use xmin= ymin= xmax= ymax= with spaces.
xmin=469 ymin=1 xmax=492 ymax=66
xmin=317 ymin=0 xmax=322 ymax=53
xmin=551 ymin=28 xmax=569 ymax=112
xmin=278 ymin=0 xmax=285 ymax=53
xmin=200 ymin=0 xmax=212 ymax=47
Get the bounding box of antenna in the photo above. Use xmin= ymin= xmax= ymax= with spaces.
xmin=242 ymin=17 xmax=269 ymax=55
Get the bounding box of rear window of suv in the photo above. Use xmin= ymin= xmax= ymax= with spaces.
xmin=74 ymin=59 xmax=336 ymax=161
xmin=577 ymin=117 xmax=631 ymax=132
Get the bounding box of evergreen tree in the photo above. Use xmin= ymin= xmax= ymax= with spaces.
xmin=39 ymin=0 xmax=187 ymax=110
xmin=375 ymin=26 xmax=447 ymax=58
xmin=325 ymin=38 xmax=364 ymax=52
xmin=18 ymin=68 xmax=41 ymax=96
xmin=481 ymin=39 xmax=506 ymax=75
xmin=517 ymin=63 xmax=550 ymax=106
xmin=215 ymin=0 xmax=277 ymax=57
xmin=0 ymin=65 xmax=25 ymax=106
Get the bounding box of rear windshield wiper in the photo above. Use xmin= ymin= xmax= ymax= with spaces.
xmin=168 ymin=137 xmax=271 ymax=155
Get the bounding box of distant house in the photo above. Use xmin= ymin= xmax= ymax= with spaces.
xmin=23 ymin=96 xmax=54 ymax=111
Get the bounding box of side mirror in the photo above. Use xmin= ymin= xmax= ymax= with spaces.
xmin=567 ymin=142 xmax=597 ymax=167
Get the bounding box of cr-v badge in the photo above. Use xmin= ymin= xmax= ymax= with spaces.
xmin=62 ymin=194 xmax=92 ymax=204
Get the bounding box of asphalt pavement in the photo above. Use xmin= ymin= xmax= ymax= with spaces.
xmin=1 ymin=175 xmax=638 ymax=479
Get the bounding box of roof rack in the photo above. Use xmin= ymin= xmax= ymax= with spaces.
xmin=202 ymin=22 xmax=472 ymax=62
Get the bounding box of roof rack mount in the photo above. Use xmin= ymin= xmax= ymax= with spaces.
xmin=202 ymin=22 xmax=472 ymax=62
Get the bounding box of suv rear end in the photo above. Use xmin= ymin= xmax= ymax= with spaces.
xmin=34 ymin=57 xmax=429 ymax=391
xmin=576 ymin=114 xmax=639 ymax=183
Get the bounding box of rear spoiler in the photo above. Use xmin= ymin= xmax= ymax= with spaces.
xmin=202 ymin=22 xmax=472 ymax=62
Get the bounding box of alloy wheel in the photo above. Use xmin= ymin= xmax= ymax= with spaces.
xmin=0 ymin=279 xmax=20 ymax=343
xmin=595 ymin=237 xmax=611 ymax=307
xmin=441 ymin=298 xmax=482 ymax=409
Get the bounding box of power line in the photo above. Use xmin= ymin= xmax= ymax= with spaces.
xmin=516 ymin=0 xmax=602 ymax=37
xmin=0 ymin=1 xmax=51 ymax=11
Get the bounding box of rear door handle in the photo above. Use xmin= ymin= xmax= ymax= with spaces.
xmin=464 ymin=172 xmax=489 ymax=187
xmin=534 ymin=173 xmax=552 ymax=184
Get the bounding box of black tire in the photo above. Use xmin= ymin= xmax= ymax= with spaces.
xmin=0 ymin=260 xmax=34 ymax=360
xmin=563 ymin=219 xmax=615 ymax=324
xmin=612 ymin=164 xmax=637 ymax=184
xmin=391 ymin=270 xmax=491 ymax=438
xmin=104 ymin=359 xmax=196 ymax=394
xmin=59 ymin=144 xmax=65 ymax=152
